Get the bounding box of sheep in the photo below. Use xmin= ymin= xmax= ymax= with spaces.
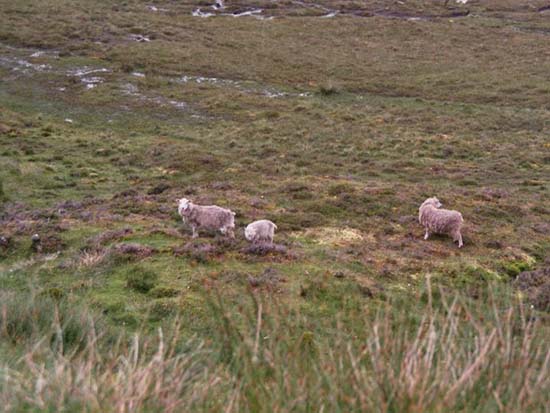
xmin=419 ymin=197 xmax=464 ymax=248
xmin=245 ymin=220 xmax=277 ymax=244
xmin=177 ymin=198 xmax=236 ymax=238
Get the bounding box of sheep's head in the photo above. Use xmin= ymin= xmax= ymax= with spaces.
xmin=421 ymin=197 xmax=442 ymax=209
xmin=244 ymin=226 xmax=255 ymax=241
xmin=178 ymin=198 xmax=191 ymax=216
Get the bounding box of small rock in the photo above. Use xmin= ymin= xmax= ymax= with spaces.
xmin=0 ymin=235 xmax=10 ymax=248
xmin=333 ymin=271 xmax=345 ymax=278
xmin=31 ymin=233 xmax=41 ymax=252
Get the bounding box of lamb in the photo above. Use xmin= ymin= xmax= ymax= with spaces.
xmin=245 ymin=220 xmax=277 ymax=244
xmin=419 ymin=197 xmax=464 ymax=248
xmin=177 ymin=198 xmax=236 ymax=238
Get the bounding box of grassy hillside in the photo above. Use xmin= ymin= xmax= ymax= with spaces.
xmin=0 ymin=0 xmax=549 ymax=411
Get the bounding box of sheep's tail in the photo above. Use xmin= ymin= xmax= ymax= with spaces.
xmin=273 ymin=223 xmax=278 ymax=230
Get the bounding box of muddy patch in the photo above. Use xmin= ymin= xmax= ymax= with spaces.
xmin=0 ymin=43 xmax=110 ymax=87
xmin=0 ymin=57 xmax=52 ymax=74
xmin=0 ymin=41 xmax=310 ymax=127
xmin=189 ymin=1 xmax=472 ymax=20
xmin=192 ymin=8 xmax=215 ymax=18
xmin=121 ymin=82 xmax=189 ymax=111
xmin=178 ymin=74 xmax=310 ymax=99
xmin=192 ymin=6 xmax=268 ymax=19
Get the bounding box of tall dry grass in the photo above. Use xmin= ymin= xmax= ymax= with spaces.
xmin=1 ymin=284 xmax=549 ymax=412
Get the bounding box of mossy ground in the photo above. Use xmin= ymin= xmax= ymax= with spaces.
xmin=0 ymin=0 xmax=549 ymax=362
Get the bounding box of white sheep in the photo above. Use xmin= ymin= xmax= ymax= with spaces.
xmin=178 ymin=198 xmax=236 ymax=238
xmin=245 ymin=220 xmax=277 ymax=244
xmin=419 ymin=197 xmax=464 ymax=248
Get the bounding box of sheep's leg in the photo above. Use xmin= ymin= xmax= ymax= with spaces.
xmin=227 ymin=228 xmax=235 ymax=239
xmin=424 ymin=228 xmax=430 ymax=240
xmin=451 ymin=230 xmax=463 ymax=248
xmin=191 ymin=226 xmax=198 ymax=238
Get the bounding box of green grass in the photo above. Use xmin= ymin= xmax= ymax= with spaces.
xmin=1 ymin=0 xmax=550 ymax=410
xmin=1 ymin=285 xmax=549 ymax=412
